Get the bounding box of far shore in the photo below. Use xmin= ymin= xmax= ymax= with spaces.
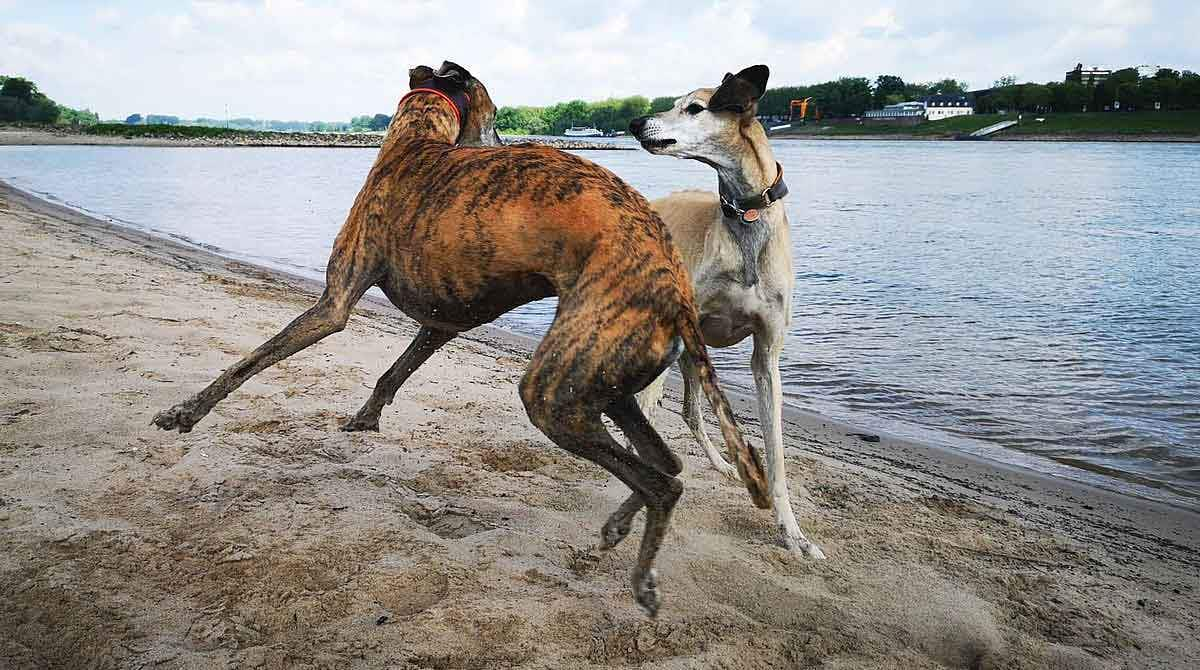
xmin=1 ymin=178 xmax=1198 ymax=667
xmin=9 ymin=125 xmax=1199 ymax=148
xmin=0 ymin=126 xmax=635 ymax=150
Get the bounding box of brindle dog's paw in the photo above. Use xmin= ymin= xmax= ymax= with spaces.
xmin=599 ymin=514 xmax=633 ymax=550
xmin=152 ymin=404 xmax=199 ymax=433
xmin=633 ymin=568 xmax=661 ymax=618
xmin=340 ymin=415 xmax=381 ymax=432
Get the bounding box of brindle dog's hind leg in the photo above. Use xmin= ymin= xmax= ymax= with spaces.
xmin=525 ymin=405 xmax=682 ymax=617
xmin=520 ymin=317 xmax=683 ymax=617
xmin=599 ymin=395 xmax=682 ymax=550
xmin=153 ymin=253 xmax=378 ymax=433
xmin=342 ymin=326 xmax=455 ymax=432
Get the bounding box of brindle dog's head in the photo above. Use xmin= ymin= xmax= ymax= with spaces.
xmin=406 ymin=60 xmax=501 ymax=146
xmin=628 ymin=65 xmax=769 ymax=167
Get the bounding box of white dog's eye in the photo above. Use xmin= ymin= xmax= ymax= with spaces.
xmin=685 ymin=103 xmax=705 ymax=115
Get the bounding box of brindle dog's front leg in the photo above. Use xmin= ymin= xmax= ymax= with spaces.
xmin=342 ymin=326 xmax=455 ymax=432
xmin=153 ymin=262 xmax=376 ymax=433
xmin=752 ymin=330 xmax=825 ymax=559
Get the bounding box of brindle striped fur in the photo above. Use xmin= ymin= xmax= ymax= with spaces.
xmin=153 ymin=64 xmax=768 ymax=616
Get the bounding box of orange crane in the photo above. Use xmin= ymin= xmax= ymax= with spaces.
xmin=789 ymin=97 xmax=819 ymax=123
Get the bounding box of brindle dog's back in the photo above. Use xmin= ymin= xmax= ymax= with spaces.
xmin=344 ymin=135 xmax=690 ymax=333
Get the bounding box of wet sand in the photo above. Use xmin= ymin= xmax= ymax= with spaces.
xmin=1 ymin=180 xmax=1197 ymax=669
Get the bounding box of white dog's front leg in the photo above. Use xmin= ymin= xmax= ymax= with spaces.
xmin=752 ymin=333 xmax=824 ymax=559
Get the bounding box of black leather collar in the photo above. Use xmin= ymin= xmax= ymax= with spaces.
xmin=719 ymin=162 xmax=789 ymax=223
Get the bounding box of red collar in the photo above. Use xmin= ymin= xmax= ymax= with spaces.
xmin=399 ymin=87 xmax=466 ymax=131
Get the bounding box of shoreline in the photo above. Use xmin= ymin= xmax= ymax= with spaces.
xmin=2 ymin=178 xmax=1198 ymax=667
xmin=4 ymin=176 xmax=1199 ymax=556
xmin=3 ymin=174 xmax=1195 ymax=513
xmin=0 ymin=127 xmax=635 ymax=151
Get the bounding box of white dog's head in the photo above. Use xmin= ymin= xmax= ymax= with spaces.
xmin=628 ymin=65 xmax=769 ymax=166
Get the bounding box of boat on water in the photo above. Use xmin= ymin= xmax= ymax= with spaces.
xmin=564 ymin=126 xmax=604 ymax=137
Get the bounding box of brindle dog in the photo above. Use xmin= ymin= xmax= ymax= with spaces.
xmin=153 ymin=62 xmax=769 ymax=615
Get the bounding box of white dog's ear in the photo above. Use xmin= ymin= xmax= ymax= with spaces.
xmin=710 ymin=65 xmax=770 ymax=113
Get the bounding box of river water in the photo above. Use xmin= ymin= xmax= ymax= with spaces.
xmin=3 ymin=139 xmax=1198 ymax=507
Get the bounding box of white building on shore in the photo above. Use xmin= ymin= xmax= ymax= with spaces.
xmin=919 ymin=95 xmax=974 ymax=121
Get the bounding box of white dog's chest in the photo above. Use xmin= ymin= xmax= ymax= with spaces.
xmin=696 ymin=282 xmax=780 ymax=347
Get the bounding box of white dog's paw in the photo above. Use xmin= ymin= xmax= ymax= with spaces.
xmin=778 ymin=526 xmax=825 ymax=560
xmin=711 ymin=458 xmax=741 ymax=482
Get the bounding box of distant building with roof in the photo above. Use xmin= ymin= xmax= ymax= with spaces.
xmin=862 ymin=96 xmax=972 ymax=124
xmin=862 ymin=101 xmax=926 ymax=124
xmin=919 ymin=95 xmax=973 ymax=120
xmin=1065 ymin=63 xmax=1112 ymax=86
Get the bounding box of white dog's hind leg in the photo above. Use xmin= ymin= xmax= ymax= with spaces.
xmin=753 ymin=333 xmax=825 ymax=559
xmin=678 ymin=355 xmax=741 ymax=482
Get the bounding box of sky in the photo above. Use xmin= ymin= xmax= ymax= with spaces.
xmin=3 ymin=1 xmax=1198 ymax=121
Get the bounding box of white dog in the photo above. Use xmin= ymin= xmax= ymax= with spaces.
xmin=630 ymin=65 xmax=824 ymax=559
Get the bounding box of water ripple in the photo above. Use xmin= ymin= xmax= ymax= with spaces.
xmin=3 ymin=140 xmax=1199 ymax=506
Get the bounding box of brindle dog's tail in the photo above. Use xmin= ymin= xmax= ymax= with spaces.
xmin=677 ymin=312 xmax=772 ymax=509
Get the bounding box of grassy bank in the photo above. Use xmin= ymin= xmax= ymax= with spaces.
xmin=1004 ymin=111 xmax=1200 ymax=136
xmin=772 ymin=111 xmax=1200 ymax=139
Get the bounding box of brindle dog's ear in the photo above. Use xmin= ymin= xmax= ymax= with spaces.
xmin=709 ymin=64 xmax=770 ymax=113
xmin=437 ymin=60 xmax=473 ymax=85
xmin=409 ymin=65 xmax=436 ymax=89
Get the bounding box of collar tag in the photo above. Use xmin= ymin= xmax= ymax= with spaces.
xmin=740 ymin=209 xmax=760 ymax=224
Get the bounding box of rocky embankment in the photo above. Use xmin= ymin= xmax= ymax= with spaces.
xmin=0 ymin=125 xmax=634 ymax=150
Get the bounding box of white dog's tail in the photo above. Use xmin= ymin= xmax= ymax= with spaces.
xmin=678 ymin=312 xmax=771 ymax=510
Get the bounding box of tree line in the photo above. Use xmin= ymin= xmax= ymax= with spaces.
xmin=493 ymin=76 xmax=971 ymax=133
xmin=757 ymin=77 xmax=970 ymax=118
xmin=495 ymin=66 xmax=1200 ymax=130
xmin=495 ymin=96 xmax=653 ymax=135
xmin=0 ymin=76 xmax=98 ymax=125
xmin=11 ymin=65 xmax=1200 ymax=136
xmin=976 ymin=68 xmax=1200 ymax=114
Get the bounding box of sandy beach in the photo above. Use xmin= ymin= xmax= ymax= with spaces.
xmin=1 ymin=179 xmax=1198 ymax=669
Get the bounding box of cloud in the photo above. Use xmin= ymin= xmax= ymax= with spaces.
xmin=3 ymin=0 xmax=1198 ymax=120
xmin=94 ymin=7 xmax=123 ymax=26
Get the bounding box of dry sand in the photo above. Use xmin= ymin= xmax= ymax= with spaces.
xmin=1 ymin=181 xmax=1197 ymax=669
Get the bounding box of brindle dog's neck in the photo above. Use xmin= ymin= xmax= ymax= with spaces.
xmin=382 ymin=94 xmax=461 ymax=152
xmin=714 ymin=122 xmax=780 ymax=287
